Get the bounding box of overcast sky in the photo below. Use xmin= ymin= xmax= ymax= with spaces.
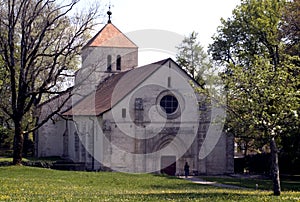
xmin=111 ymin=0 xmax=240 ymax=45
xmin=80 ymin=0 xmax=241 ymax=65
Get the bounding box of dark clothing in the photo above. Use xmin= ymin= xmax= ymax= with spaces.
xmin=184 ymin=163 xmax=189 ymax=178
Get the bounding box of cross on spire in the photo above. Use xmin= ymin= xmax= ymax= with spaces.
xmin=107 ymin=5 xmax=112 ymax=23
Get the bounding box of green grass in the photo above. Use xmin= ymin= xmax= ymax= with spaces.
xmin=0 ymin=157 xmax=14 ymax=162
xmin=201 ymin=176 xmax=300 ymax=191
xmin=0 ymin=166 xmax=299 ymax=201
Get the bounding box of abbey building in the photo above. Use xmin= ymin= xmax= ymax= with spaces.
xmin=36 ymin=11 xmax=234 ymax=175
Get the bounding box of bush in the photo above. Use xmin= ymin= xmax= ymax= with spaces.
xmin=0 ymin=127 xmax=13 ymax=150
xmin=234 ymin=154 xmax=271 ymax=174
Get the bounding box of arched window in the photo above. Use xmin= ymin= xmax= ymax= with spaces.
xmin=107 ymin=55 xmax=112 ymax=71
xmin=116 ymin=55 xmax=121 ymax=70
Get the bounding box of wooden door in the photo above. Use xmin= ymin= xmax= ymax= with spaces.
xmin=161 ymin=156 xmax=176 ymax=176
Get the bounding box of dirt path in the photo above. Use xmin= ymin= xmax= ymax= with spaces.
xmin=180 ymin=176 xmax=250 ymax=190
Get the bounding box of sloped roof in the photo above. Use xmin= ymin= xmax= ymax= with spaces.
xmin=63 ymin=58 xmax=168 ymax=116
xmin=83 ymin=23 xmax=138 ymax=49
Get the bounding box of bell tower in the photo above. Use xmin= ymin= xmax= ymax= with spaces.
xmin=75 ymin=7 xmax=138 ymax=98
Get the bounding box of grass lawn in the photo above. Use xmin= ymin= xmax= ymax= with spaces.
xmin=0 ymin=166 xmax=299 ymax=201
xmin=0 ymin=157 xmax=14 ymax=162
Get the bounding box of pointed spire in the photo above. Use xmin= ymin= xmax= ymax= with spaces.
xmin=107 ymin=5 xmax=112 ymax=23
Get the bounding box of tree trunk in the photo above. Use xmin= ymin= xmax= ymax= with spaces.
xmin=12 ymin=121 xmax=24 ymax=165
xmin=270 ymin=137 xmax=281 ymax=196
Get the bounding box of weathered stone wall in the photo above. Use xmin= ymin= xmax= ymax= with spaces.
xmin=97 ymin=61 xmax=233 ymax=175
xmin=98 ymin=61 xmax=202 ymax=173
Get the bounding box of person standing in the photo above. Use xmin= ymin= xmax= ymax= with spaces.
xmin=184 ymin=162 xmax=190 ymax=178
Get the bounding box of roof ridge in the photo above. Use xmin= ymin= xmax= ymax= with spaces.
xmin=107 ymin=23 xmax=138 ymax=48
xmin=82 ymin=23 xmax=109 ymax=49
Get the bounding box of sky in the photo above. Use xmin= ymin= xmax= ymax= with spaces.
xmin=111 ymin=0 xmax=240 ymax=45
xmin=79 ymin=0 xmax=241 ymax=65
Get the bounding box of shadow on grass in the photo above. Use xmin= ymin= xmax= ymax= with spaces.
xmin=281 ymin=180 xmax=300 ymax=191
xmin=106 ymin=191 xmax=280 ymax=201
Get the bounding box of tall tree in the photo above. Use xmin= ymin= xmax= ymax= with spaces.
xmin=0 ymin=0 xmax=100 ymax=165
xmin=0 ymin=45 xmax=13 ymax=152
xmin=280 ymin=0 xmax=300 ymax=59
xmin=209 ymin=0 xmax=300 ymax=196
xmin=176 ymin=31 xmax=212 ymax=86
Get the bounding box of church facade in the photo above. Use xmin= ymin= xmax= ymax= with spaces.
xmin=35 ymin=12 xmax=234 ymax=175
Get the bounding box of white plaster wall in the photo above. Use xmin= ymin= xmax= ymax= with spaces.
xmin=37 ymin=116 xmax=64 ymax=157
xmin=36 ymin=87 xmax=73 ymax=158
xmin=82 ymin=47 xmax=138 ymax=72
xmin=65 ymin=120 xmax=76 ymax=161
xmin=69 ymin=116 xmax=104 ymax=170
xmin=201 ymin=132 xmax=231 ymax=175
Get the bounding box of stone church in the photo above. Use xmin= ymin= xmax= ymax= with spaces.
xmin=36 ymin=10 xmax=234 ymax=175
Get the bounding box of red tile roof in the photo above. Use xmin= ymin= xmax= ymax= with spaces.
xmin=63 ymin=59 xmax=169 ymax=116
xmin=83 ymin=23 xmax=138 ymax=49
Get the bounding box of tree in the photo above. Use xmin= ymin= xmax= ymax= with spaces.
xmin=280 ymin=0 xmax=300 ymax=59
xmin=209 ymin=0 xmax=300 ymax=196
xmin=0 ymin=0 xmax=100 ymax=165
xmin=0 ymin=46 xmax=13 ymax=153
xmin=176 ymin=31 xmax=212 ymax=86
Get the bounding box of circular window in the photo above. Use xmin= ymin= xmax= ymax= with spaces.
xmin=160 ymin=95 xmax=179 ymax=114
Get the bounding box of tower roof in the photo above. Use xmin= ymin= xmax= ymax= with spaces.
xmin=83 ymin=23 xmax=138 ymax=49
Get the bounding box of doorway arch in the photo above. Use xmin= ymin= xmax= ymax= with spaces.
xmin=151 ymin=134 xmax=187 ymax=176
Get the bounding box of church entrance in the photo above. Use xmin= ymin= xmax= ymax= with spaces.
xmin=160 ymin=156 xmax=176 ymax=176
